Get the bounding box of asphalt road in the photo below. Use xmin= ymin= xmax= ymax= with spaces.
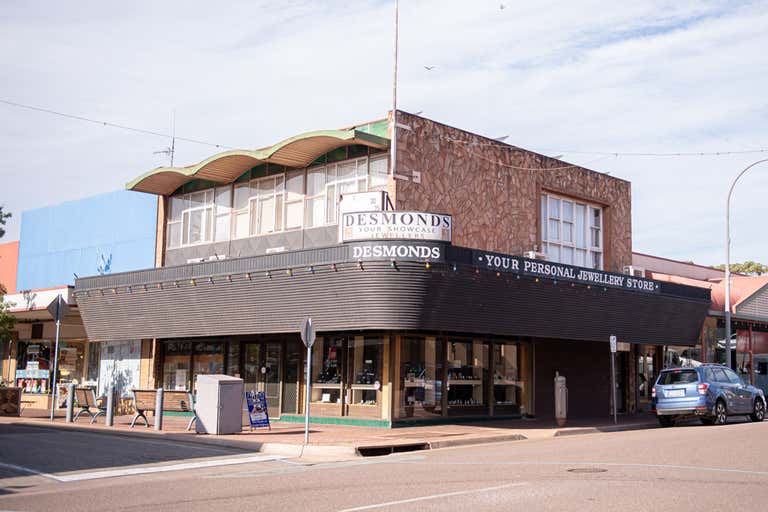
xmin=2 ymin=419 xmax=767 ymax=511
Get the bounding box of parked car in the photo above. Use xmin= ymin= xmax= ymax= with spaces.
xmin=652 ymin=364 xmax=766 ymax=427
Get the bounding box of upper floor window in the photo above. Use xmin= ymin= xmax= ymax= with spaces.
xmin=167 ymin=154 xmax=388 ymax=248
xmin=540 ymin=192 xmax=603 ymax=269
xmin=167 ymin=187 xmax=232 ymax=249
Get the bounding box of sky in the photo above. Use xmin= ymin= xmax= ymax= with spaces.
xmin=1 ymin=0 xmax=766 ymax=267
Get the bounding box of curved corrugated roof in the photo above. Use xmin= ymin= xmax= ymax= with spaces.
xmin=127 ymin=128 xmax=389 ymax=195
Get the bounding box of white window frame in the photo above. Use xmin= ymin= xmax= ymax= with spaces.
xmin=541 ymin=192 xmax=603 ymax=270
xmin=167 ymin=153 xmax=390 ymax=246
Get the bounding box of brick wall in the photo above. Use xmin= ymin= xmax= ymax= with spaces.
xmin=394 ymin=112 xmax=632 ymax=272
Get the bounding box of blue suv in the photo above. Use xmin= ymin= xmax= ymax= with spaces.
xmin=652 ymin=364 xmax=766 ymax=427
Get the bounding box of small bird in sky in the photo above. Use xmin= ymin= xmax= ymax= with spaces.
xmin=424 ymin=65 xmax=436 ymax=71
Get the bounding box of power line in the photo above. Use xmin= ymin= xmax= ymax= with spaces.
xmin=0 ymin=99 xmax=233 ymax=150
xmin=440 ymin=135 xmax=768 ymax=158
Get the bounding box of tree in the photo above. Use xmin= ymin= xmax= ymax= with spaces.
xmin=0 ymin=207 xmax=16 ymax=383
xmin=0 ymin=205 xmax=10 ymax=239
xmin=714 ymin=261 xmax=768 ymax=276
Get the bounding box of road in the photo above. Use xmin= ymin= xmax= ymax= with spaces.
xmin=1 ymin=419 xmax=767 ymax=511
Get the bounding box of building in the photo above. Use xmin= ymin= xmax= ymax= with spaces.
xmin=1 ymin=191 xmax=157 ymax=410
xmin=633 ymin=252 xmax=768 ymax=394
xmin=74 ymin=112 xmax=710 ymax=426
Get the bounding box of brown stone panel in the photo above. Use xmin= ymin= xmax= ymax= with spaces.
xmin=393 ymin=111 xmax=632 ymax=272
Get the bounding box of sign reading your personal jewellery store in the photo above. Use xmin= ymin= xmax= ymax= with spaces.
xmin=474 ymin=250 xmax=661 ymax=294
xmin=341 ymin=211 xmax=452 ymax=243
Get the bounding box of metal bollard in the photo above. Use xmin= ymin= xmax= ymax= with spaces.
xmin=65 ymin=383 xmax=75 ymax=422
xmin=105 ymin=384 xmax=115 ymax=427
xmin=154 ymin=388 xmax=164 ymax=431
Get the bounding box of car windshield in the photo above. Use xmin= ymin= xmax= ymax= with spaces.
xmin=658 ymin=369 xmax=698 ymax=385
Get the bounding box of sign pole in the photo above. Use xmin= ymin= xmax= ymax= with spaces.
xmin=300 ymin=317 xmax=315 ymax=446
xmin=305 ymin=342 xmax=312 ymax=445
xmin=49 ymin=295 xmax=62 ymax=421
xmin=609 ymin=335 xmax=617 ymax=425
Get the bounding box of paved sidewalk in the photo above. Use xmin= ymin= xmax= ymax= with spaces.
xmin=1 ymin=408 xmax=659 ymax=458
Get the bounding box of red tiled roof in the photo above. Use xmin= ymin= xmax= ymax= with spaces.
xmin=648 ymin=271 xmax=768 ymax=313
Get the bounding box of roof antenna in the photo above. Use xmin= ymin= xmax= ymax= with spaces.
xmin=153 ymin=110 xmax=176 ymax=166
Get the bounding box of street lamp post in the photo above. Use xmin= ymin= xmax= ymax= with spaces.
xmin=725 ymin=158 xmax=768 ymax=369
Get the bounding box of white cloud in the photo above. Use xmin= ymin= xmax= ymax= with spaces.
xmin=0 ymin=0 xmax=766 ymax=267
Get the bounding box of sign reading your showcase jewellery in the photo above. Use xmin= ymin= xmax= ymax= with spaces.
xmin=341 ymin=211 xmax=452 ymax=243
xmin=473 ymin=250 xmax=661 ymax=294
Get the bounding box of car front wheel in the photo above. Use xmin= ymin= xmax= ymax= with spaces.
xmin=714 ymin=400 xmax=728 ymax=425
xmin=749 ymin=398 xmax=765 ymax=422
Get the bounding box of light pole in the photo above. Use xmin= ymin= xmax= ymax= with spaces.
xmin=725 ymin=158 xmax=768 ymax=369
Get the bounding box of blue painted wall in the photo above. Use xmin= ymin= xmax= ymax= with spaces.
xmin=16 ymin=190 xmax=157 ymax=290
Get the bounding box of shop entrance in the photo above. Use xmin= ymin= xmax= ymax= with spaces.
xmin=243 ymin=342 xmax=282 ymax=414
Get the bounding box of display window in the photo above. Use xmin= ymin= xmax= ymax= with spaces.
xmin=493 ymin=342 xmax=527 ymax=415
xmin=346 ymin=336 xmax=385 ymax=418
xmin=446 ymin=339 xmax=488 ymax=414
xmin=15 ymin=341 xmax=52 ymax=394
xmin=310 ymin=337 xmax=344 ymax=412
xmin=162 ymin=340 xmax=225 ymax=391
xmin=400 ymin=336 xmax=443 ymax=418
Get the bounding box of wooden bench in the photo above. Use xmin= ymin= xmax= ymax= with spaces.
xmin=73 ymin=387 xmax=107 ymax=424
xmin=130 ymin=389 xmax=196 ymax=430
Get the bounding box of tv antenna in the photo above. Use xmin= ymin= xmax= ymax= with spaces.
xmin=153 ymin=110 xmax=176 ymax=166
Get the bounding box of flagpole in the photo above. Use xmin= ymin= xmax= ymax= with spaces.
xmin=390 ymin=0 xmax=399 ymax=179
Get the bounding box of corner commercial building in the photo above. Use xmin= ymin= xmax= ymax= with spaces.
xmin=74 ymin=112 xmax=710 ymax=426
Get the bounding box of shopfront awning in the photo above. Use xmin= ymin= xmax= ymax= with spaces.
xmin=127 ymin=128 xmax=390 ymax=196
xmin=74 ymin=245 xmax=711 ymax=345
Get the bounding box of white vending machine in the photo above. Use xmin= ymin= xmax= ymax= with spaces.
xmin=195 ymin=374 xmax=244 ymax=435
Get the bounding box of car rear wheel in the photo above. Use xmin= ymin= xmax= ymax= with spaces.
xmin=749 ymin=398 xmax=765 ymax=422
xmin=658 ymin=416 xmax=675 ymax=427
xmin=714 ymin=400 xmax=727 ymax=425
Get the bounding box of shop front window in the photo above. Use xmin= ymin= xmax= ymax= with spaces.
xmin=15 ymin=341 xmax=52 ymax=394
xmin=493 ymin=342 xmax=528 ymax=415
xmin=346 ymin=336 xmax=384 ymax=417
xmin=400 ymin=336 xmax=443 ymax=418
xmin=446 ymin=339 xmax=488 ymax=414
xmin=311 ymin=337 xmax=344 ymax=412
xmin=163 ymin=341 xmax=192 ymax=391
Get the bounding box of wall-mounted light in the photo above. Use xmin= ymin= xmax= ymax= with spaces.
xmin=245 ymin=273 xmax=251 ymax=281
xmin=308 ymin=266 xmax=315 ymax=274
xmin=286 ymin=269 xmax=293 ymax=277
xmin=208 ymin=277 xmax=214 ymax=285
xmin=425 ymin=262 xmax=431 ymax=270
xmin=126 ymin=286 xmax=132 ymax=294
xmin=157 ymin=283 xmax=163 ymax=290
xmin=534 ymin=278 xmax=540 ymax=283
xmin=111 ymin=288 xmax=117 ymax=294
xmin=553 ymin=280 xmax=558 ymax=285
xmin=495 ymin=271 xmax=501 ymax=278
xmin=190 ymin=279 xmax=196 ymax=286
xmin=265 ymin=271 xmax=271 ymax=279
xmin=332 ymin=263 xmax=338 ymax=272
xmin=226 ymin=275 xmax=232 ymax=282
xmin=390 ymin=260 xmax=398 ymax=270
xmin=174 ymin=281 xmax=179 ymax=288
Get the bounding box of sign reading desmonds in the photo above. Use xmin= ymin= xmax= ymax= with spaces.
xmin=342 ymin=211 xmax=452 ymax=243
xmin=474 ymin=251 xmax=660 ymax=294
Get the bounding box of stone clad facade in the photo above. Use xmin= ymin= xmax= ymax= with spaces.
xmin=393 ymin=111 xmax=632 ymax=272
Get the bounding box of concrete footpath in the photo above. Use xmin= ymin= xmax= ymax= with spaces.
xmin=1 ymin=409 xmax=659 ymax=459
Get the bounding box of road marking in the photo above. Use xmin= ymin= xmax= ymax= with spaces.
xmin=0 ymin=461 xmax=58 ymax=481
xmin=51 ymin=455 xmax=287 ymax=482
xmin=337 ymin=482 xmax=527 ymax=511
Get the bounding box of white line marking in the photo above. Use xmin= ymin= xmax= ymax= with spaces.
xmin=337 ymin=482 xmax=527 ymax=511
xmin=0 ymin=461 xmax=58 ymax=482
xmin=52 ymin=455 xmax=287 ymax=482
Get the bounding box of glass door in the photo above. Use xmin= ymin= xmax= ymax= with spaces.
xmin=242 ymin=342 xmax=283 ymax=416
